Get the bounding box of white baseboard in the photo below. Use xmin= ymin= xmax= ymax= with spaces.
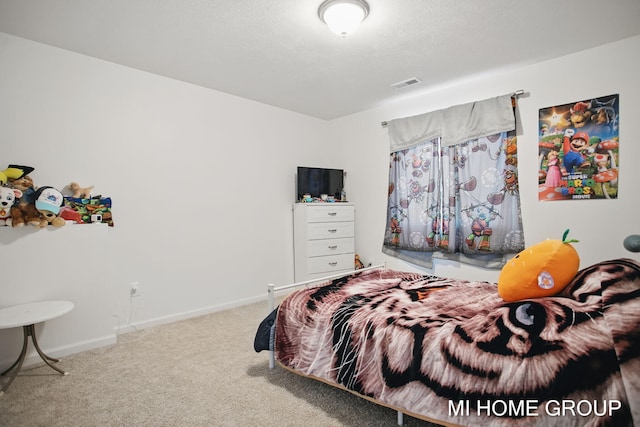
xmin=0 ymin=295 xmax=267 ymax=371
xmin=1 ymin=334 xmax=117 ymax=370
xmin=115 ymin=294 xmax=267 ymax=335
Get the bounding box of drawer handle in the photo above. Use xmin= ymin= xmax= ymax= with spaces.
xmin=328 ymin=245 xmax=338 ymax=249
xmin=328 ymin=229 xmax=337 ymax=233
xmin=329 ymin=262 xmax=338 ymax=266
xmin=327 ymin=212 xmax=337 ymax=216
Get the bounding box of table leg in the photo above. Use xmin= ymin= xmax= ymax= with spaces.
xmin=28 ymin=325 xmax=67 ymax=375
xmin=0 ymin=324 xmax=68 ymax=396
xmin=0 ymin=326 xmax=30 ymax=395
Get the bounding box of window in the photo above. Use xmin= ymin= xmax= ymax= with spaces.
xmin=383 ymin=95 xmax=524 ymax=269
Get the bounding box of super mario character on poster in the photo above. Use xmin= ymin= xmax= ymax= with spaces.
xmin=538 ymin=94 xmax=619 ymax=201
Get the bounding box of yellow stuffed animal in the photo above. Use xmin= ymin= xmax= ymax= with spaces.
xmin=498 ymin=229 xmax=580 ymax=302
xmin=0 ymin=164 xmax=34 ymax=186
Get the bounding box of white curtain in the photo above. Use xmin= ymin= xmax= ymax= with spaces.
xmin=383 ymin=95 xmax=524 ymax=269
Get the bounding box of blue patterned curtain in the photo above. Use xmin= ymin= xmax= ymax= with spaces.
xmin=383 ymin=95 xmax=524 ymax=269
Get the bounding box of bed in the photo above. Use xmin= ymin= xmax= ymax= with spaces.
xmin=254 ymin=258 xmax=640 ymax=426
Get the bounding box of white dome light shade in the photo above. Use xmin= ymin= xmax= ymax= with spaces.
xmin=319 ymin=0 xmax=369 ymax=37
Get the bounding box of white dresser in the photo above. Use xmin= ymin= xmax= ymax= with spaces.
xmin=293 ymin=203 xmax=355 ymax=282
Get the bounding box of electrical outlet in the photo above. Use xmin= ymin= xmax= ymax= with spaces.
xmin=130 ymin=282 xmax=141 ymax=297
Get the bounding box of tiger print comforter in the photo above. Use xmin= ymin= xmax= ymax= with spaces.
xmin=274 ymin=258 xmax=640 ymax=426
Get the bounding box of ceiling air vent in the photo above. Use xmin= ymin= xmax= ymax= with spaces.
xmin=390 ymin=77 xmax=422 ymax=89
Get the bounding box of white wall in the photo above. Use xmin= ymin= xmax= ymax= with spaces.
xmin=2 ymin=32 xmax=639 ymax=368
xmin=0 ymin=32 xmax=337 ymax=367
xmin=337 ymin=35 xmax=640 ymax=282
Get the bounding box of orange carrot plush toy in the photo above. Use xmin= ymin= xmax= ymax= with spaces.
xmin=498 ymin=229 xmax=580 ymax=302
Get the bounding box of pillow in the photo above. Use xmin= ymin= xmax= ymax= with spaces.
xmin=498 ymin=229 xmax=580 ymax=302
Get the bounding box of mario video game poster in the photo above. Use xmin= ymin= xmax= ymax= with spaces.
xmin=538 ymin=94 xmax=619 ymax=201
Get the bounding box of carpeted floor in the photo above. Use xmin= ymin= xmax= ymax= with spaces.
xmin=0 ymin=300 xmax=441 ymax=426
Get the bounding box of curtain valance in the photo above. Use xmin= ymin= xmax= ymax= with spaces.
xmin=387 ymin=94 xmax=515 ymax=151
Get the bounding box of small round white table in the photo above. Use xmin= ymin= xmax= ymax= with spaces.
xmin=0 ymin=300 xmax=74 ymax=395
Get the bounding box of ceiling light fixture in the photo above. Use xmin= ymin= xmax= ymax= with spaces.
xmin=318 ymin=0 xmax=369 ymax=37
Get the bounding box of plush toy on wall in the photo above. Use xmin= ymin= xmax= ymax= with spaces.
xmin=69 ymin=182 xmax=94 ymax=199
xmin=59 ymin=206 xmax=84 ymax=224
xmin=497 ymin=229 xmax=580 ymax=302
xmin=0 ymin=164 xmax=35 ymax=186
xmin=0 ymin=187 xmax=23 ymax=226
xmin=33 ymin=186 xmax=66 ymax=228
xmin=6 ymin=165 xmax=43 ymax=227
xmin=9 ymin=173 xmax=37 ymax=201
xmin=8 ymin=167 xmax=40 ymax=227
xmin=10 ymin=201 xmax=44 ymax=227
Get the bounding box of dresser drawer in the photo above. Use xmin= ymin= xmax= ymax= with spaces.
xmin=293 ymin=203 xmax=356 ymax=282
xmin=308 ymin=238 xmax=354 ymax=257
xmin=307 ymin=253 xmax=354 ymax=275
xmin=307 ymin=222 xmax=354 ymax=240
xmin=306 ymin=205 xmax=354 ymax=223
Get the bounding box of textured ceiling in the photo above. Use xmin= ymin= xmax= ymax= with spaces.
xmin=1 ymin=0 xmax=639 ymax=120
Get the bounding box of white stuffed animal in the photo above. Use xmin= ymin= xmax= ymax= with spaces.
xmin=0 ymin=187 xmax=23 ymax=226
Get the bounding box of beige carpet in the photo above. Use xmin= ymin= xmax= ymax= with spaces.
xmin=0 ymin=300 xmax=440 ymax=426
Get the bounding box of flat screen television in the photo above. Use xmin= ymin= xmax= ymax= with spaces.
xmin=297 ymin=167 xmax=344 ymax=201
